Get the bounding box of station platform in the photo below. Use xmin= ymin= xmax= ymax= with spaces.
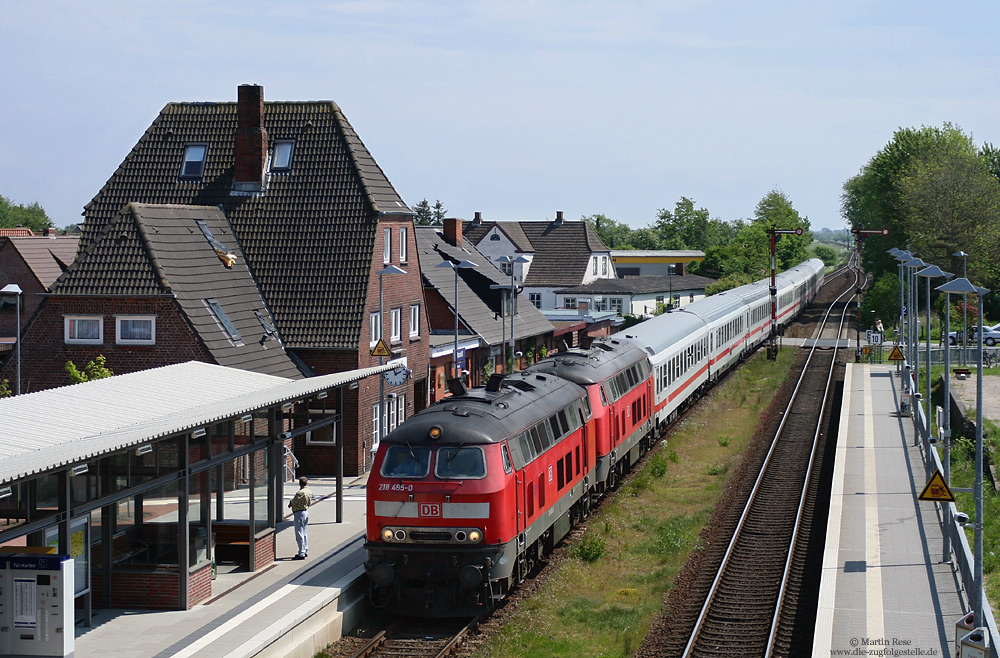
xmin=74 ymin=477 xmax=370 ymax=658
xmin=813 ymin=362 xmax=972 ymax=656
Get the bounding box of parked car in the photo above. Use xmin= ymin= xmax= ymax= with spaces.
xmin=949 ymin=322 xmax=1000 ymax=346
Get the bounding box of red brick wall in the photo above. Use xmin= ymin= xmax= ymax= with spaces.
xmin=0 ymin=296 xmax=213 ymax=393
xmin=0 ymin=240 xmax=44 ymax=339
xmin=189 ymin=563 xmax=213 ymax=607
xmin=91 ymin=568 xmax=181 ymax=609
xmin=293 ymin=216 xmax=430 ymax=476
xmin=254 ymin=531 xmax=275 ymax=571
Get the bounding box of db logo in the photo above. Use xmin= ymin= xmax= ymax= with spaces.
xmin=419 ymin=503 xmax=442 ymax=518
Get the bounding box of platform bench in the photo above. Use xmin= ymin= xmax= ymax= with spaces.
xmin=954 ymin=368 xmax=972 ymax=380
xmin=213 ymin=522 xmax=251 ymax=566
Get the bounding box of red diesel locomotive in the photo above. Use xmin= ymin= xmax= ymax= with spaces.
xmin=366 ymin=338 xmax=651 ymax=617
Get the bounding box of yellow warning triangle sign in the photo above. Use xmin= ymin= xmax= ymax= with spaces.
xmin=887 ymin=345 xmax=905 ymax=361
xmin=918 ymin=469 xmax=956 ymax=502
xmin=370 ymin=338 xmax=392 ymax=358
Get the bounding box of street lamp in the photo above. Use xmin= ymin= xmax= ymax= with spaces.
xmin=902 ymin=256 xmax=926 ymax=378
xmin=495 ymin=255 xmax=531 ymax=372
xmin=376 ymin=265 xmax=406 ymax=457
xmin=953 ymin=251 xmax=969 ymax=365
xmin=436 ymin=260 xmax=478 ymax=379
xmin=1 ymin=284 xmax=22 ymax=395
xmin=916 ymin=264 xmax=950 ymax=449
xmin=937 ymin=276 xmax=989 ymax=629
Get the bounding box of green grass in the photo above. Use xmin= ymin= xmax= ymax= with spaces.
xmin=473 ymin=348 xmax=796 ymax=658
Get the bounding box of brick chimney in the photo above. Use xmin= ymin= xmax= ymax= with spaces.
xmin=444 ymin=217 xmax=463 ymax=248
xmin=553 ymin=210 xmax=564 ymax=226
xmin=472 ymin=211 xmax=483 ymax=226
xmin=234 ymin=84 xmax=268 ymax=187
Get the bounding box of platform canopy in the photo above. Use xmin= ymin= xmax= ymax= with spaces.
xmin=0 ymin=360 xmax=391 ymax=484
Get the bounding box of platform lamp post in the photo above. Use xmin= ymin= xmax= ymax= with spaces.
xmin=376 ymin=265 xmax=406 ymax=461
xmin=437 ymin=260 xmax=478 ymax=379
xmin=953 ymin=251 xmax=968 ymax=366
xmin=936 ymin=278 xmax=958 ymax=562
xmin=0 ymin=284 xmax=21 ymax=395
xmin=495 ymin=255 xmax=531 ymax=373
xmin=937 ymin=276 xmax=989 ymax=629
xmin=916 ymin=264 xmax=951 ymax=452
xmin=902 ymin=257 xmax=926 ymax=385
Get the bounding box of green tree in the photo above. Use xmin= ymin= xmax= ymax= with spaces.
xmin=841 ymin=123 xmax=977 ymax=280
xmin=412 ymin=199 xmax=446 ymax=226
xmin=0 ymin=195 xmax=53 ymax=233
xmin=813 ymin=244 xmax=840 ymax=267
xmin=582 ymin=214 xmax=635 ymax=249
xmin=899 ymin=146 xmax=1000 ymax=286
xmin=0 ymin=379 xmax=10 ymax=398
xmin=754 ymin=189 xmax=811 ymax=270
xmin=65 ymin=355 xmax=114 ymax=384
xmin=654 ymin=197 xmax=711 ymax=249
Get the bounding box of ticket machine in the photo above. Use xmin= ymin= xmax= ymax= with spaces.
xmin=0 ymin=554 xmax=74 ymax=657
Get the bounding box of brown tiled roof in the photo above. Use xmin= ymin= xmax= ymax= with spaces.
xmin=463 ymin=219 xmax=611 ymax=286
xmin=463 ymin=220 xmax=533 ymax=252
xmin=6 ymin=236 xmax=79 ymax=288
xmin=56 ymin=204 xmax=302 ymax=379
xmin=0 ymin=228 xmax=35 ymax=237
xmin=80 ymin=96 xmax=411 ymax=349
xmin=518 ymin=221 xmax=610 ymax=286
xmin=416 ymin=228 xmax=553 ymax=346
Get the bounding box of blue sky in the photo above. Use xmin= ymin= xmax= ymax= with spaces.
xmin=3 ymin=1 xmax=999 ymax=232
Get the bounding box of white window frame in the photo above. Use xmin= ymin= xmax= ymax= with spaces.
xmin=564 ymin=297 xmax=577 ymax=309
xmin=529 ymin=293 xmax=541 ymax=308
xmin=304 ymin=409 xmax=337 ymax=445
xmin=65 ymin=316 xmax=103 ymax=345
xmin=116 ymin=315 xmax=156 ymax=345
xmin=370 ymin=311 xmax=381 ymax=346
xmin=602 ymin=256 xmax=608 ymax=275
xmin=399 ymin=227 xmax=408 ymax=263
xmin=180 ymin=143 xmax=208 ymax=179
xmin=383 ymin=227 xmax=391 ymax=263
xmin=499 ymin=261 xmax=512 ymax=276
xmin=372 ymin=404 xmax=381 ymax=446
xmin=390 ymin=308 xmax=401 ymax=342
xmin=592 ymin=257 xmax=598 ymax=275
xmin=270 ymin=139 xmax=295 ymax=172
xmin=409 ymin=304 xmax=420 ymax=337
xmin=610 ymin=298 xmax=623 ymax=314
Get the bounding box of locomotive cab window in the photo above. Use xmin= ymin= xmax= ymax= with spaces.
xmin=381 ymin=445 xmax=431 ymax=478
xmin=436 ymin=446 xmax=487 ymax=479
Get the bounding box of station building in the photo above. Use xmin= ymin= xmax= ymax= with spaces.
xmin=0 ymin=360 xmax=389 ymax=617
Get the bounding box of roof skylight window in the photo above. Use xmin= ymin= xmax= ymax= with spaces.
xmin=180 ymin=143 xmax=208 ymax=179
xmin=206 ymin=299 xmax=242 ymax=344
xmin=270 ymin=139 xmax=295 ymax=172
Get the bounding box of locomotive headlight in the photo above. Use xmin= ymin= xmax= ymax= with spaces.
xmin=428 ymin=425 xmax=443 ymax=440
xmin=468 ymin=529 xmax=482 ymax=543
xmin=381 ymin=528 xmax=394 ymax=542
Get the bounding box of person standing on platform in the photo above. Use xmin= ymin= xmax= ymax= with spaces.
xmin=289 ymin=477 xmax=312 ymax=560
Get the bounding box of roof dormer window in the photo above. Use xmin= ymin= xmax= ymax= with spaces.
xmin=270 ymin=139 xmax=295 ymax=172
xmin=180 ymin=143 xmax=208 ymax=180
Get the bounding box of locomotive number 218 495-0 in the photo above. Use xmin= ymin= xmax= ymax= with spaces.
xmin=378 ymin=483 xmax=414 ymax=492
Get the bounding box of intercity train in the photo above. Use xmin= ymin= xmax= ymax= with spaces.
xmin=365 ymin=258 xmax=826 ymax=616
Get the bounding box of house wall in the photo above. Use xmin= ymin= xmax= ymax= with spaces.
xmin=581 ymin=253 xmax=616 ymax=285
xmin=0 ymin=241 xmax=44 ymax=338
xmin=1 ymin=297 xmax=212 ymax=393
xmin=294 ymin=215 xmax=430 ymax=476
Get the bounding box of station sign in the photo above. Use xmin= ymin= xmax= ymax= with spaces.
xmin=918 ymin=469 xmax=956 ymax=502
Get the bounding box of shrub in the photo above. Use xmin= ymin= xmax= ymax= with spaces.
xmin=574 ymin=534 xmax=605 ymax=562
xmin=649 ymin=454 xmax=668 ymax=478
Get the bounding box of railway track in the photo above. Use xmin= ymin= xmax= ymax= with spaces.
xmin=347 ymin=617 xmax=480 ymax=658
xmin=651 ymin=265 xmax=859 ymax=658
